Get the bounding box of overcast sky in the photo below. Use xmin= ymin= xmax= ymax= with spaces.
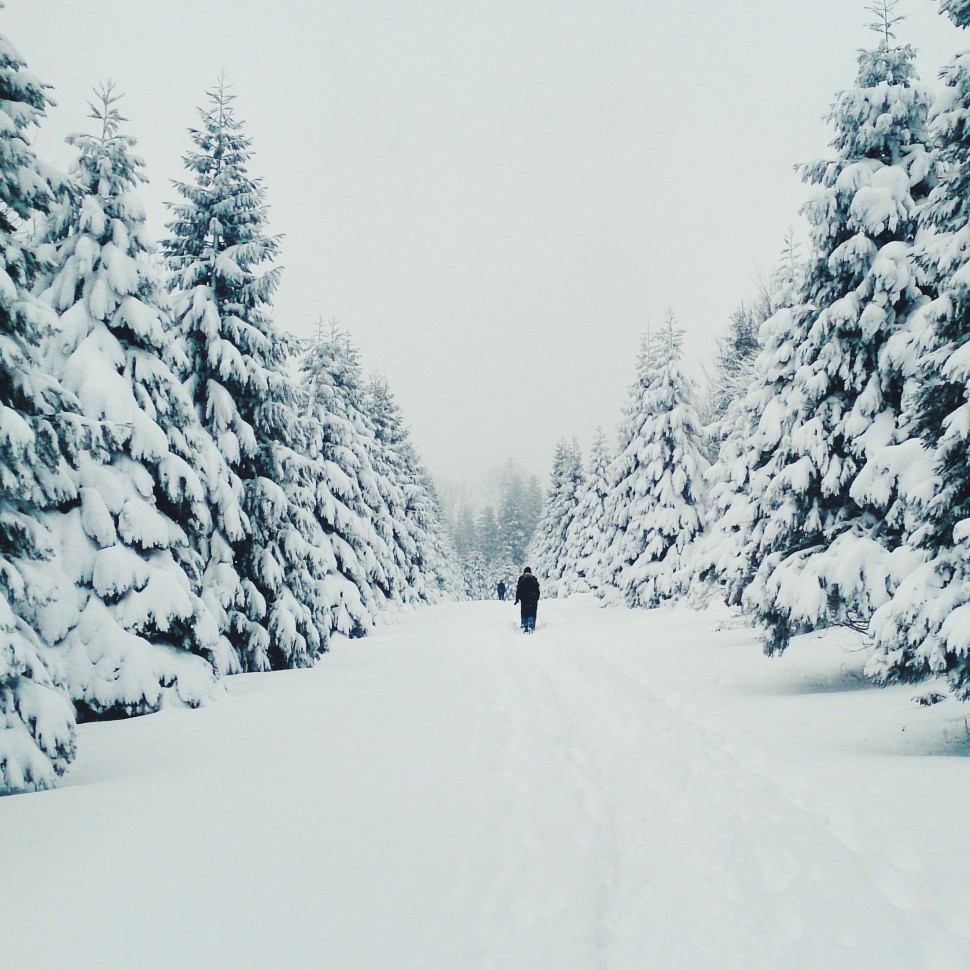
xmin=5 ymin=1 xmax=963 ymax=492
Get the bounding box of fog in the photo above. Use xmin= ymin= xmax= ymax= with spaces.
xmin=6 ymin=0 xmax=961 ymax=488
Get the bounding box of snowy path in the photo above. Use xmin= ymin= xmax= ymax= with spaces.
xmin=3 ymin=597 xmax=970 ymax=969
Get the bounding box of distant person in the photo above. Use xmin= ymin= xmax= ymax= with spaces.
xmin=514 ymin=567 xmax=540 ymax=633
xmin=497 ymin=580 xmax=507 ymax=601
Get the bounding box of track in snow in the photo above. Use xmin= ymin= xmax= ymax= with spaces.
xmin=1 ymin=597 xmax=968 ymax=969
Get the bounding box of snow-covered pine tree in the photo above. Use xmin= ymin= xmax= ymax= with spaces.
xmin=477 ymin=505 xmax=502 ymax=565
xmin=734 ymin=9 xmax=936 ymax=655
xmin=409 ymin=464 xmax=460 ymax=601
xmin=461 ymin=550 xmax=493 ymax=600
xmin=768 ymin=229 xmax=805 ymax=315
xmin=300 ymin=322 xmax=388 ymax=637
xmin=690 ymin=238 xmax=805 ymax=607
xmin=38 ymin=83 xmax=228 ymax=717
xmin=419 ymin=465 xmax=462 ymax=602
xmin=452 ymin=505 xmax=476 ymax=559
xmin=867 ymin=1 xmax=970 ymax=694
xmin=164 ymin=79 xmax=322 ymax=671
xmin=594 ymin=333 xmax=654 ymax=599
xmin=364 ymin=373 xmax=457 ymax=603
xmin=559 ymin=427 xmax=612 ymax=594
xmin=495 ymin=461 xmax=542 ymax=567
xmin=359 ymin=374 xmax=420 ymax=605
xmin=530 ymin=438 xmax=585 ymax=595
xmin=0 ymin=30 xmax=79 ymax=793
xmin=702 ymin=303 xmax=762 ymax=461
xmin=303 ymin=325 xmax=408 ymax=612
xmin=599 ymin=314 xmax=706 ymax=608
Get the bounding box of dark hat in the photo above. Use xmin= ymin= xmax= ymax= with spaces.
xmin=523 ymin=567 xmax=532 ymax=574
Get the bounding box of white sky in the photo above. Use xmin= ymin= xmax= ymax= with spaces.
xmin=5 ymin=1 xmax=963 ymax=490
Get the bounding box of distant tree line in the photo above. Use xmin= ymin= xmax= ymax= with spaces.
xmin=441 ymin=462 xmax=544 ymax=599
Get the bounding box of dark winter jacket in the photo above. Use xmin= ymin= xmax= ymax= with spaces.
xmin=515 ymin=573 xmax=540 ymax=610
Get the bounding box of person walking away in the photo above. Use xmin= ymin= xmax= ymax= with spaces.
xmin=514 ymin=567 xmax=540 ymax=633
xmin=497 ymin=580 xmax=506 ymax=601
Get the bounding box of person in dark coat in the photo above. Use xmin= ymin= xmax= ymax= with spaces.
xmin=514 ymin=567 xmax=540 ymax=632
xmin=497 ymin=580 xmax=506 ymax=601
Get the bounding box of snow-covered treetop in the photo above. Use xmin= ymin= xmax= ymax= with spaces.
xmin=768 ymin=230 xmax=804 ymax=314
xmin=164 ymin=76 xmax=282 ymax=308
xmin=305 ymin=318 xmax=366 ymax=411
xmin=648 ymin=309 xmax=689 ymax=379
xmin=55 ymin=82 xmax=156 ymax=253
xmin=865 ymin=1 xmax=905 ymax=48
xmin=815 ymin=29 xmax=926 ymax=167
xmin=366 ymin=373 xmax=412 ymax=452
xmin=798 ymin=25 xmax=932 ymax=312
xmin=611 ymin=311 xmax=704 ymax=508
xmin=586 ymin=427 xmax=611 ymax=482
xmin=42 ymin=83 xmax=170 ymax=352
xmin=163 ymin=77 xmax=296 ymax=462
xmin=76 ymin=80 xmax=132 ymax=156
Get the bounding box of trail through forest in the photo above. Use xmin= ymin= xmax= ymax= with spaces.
xmin=2 ymin=597 xmax=970 ymax=969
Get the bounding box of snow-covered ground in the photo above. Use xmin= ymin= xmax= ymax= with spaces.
xmin=4 ymin=596 xmax=970 ymax=969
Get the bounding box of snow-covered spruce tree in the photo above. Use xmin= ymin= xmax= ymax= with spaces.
xmin=701 ymin=303 xmax=762 ymax=461
xmin=690 ymin=238 xmax=806 ymax=607
xmin=867 ymin=0 xmax=970 ymax=694
xmin=559 ymin=427 xmax=612 ymax=594
xmin=461 ymin=550 xmax=493 ymax=600
xmin=593 ymin=334 xmax=656 ymax=599
xmin=358 ymin=374 xmax=419 ymax=605
xmin=38 ymin=84 xmax=227 ymax=717
xmin=476 ymin=504 xmax=502 ymax=566
xmin=530 ymin=438 xmax=584 ymax=595
xmin=300 ymin=323 xmax=389 ymax=636
xmin=496 ymin=461 xmax=542 ymax=567
xmin=491 ymin=557 xmax=517 ymax=595
xmin=365 ymin=373 xmax=457 ymax=603
xmin=450 ymin=503 xmax=477 ymax=560
xmin=303 ymin=325 xmax=409 ymax=612
xmin=734 ymin=12 xmax=936 ymax=655
xmin=767 ymin=229 xmax=806 ymax=316
xmin=0 ymin=31 xmax=79 ymax=793
xmin=164 ymin=79 xmax=322 ymax=670
xmin=410 ymin=454 xmax=461 ymax=601
xmin=598 ymin=315 xmax=706 ymax=608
